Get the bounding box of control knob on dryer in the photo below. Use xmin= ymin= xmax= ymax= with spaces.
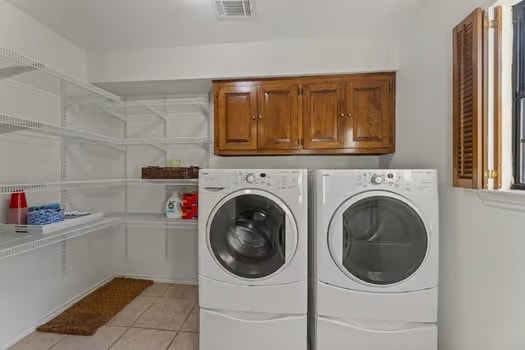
xmin=371 ymin=174 xmax=384 ymax=185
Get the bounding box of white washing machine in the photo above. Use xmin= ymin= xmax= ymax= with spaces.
xmin=199 ymin=169 xmax=308 ymax=350
xmin=310 ymin=169 xmax=439 ymax=350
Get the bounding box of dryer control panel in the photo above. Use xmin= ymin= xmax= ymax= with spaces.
xmin=317 ymin=169 xmax=438 ymax=196
xmin=359 ymin=170 xmax=402 ymax=188
xmin=354 ymin=170 xmax=436 ymax=193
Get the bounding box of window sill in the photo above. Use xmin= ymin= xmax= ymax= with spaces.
xmin=478 ymin=190 xmax=525 ymax=212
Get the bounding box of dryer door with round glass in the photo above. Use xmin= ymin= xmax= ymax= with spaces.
xmin=207 ymin=190 xmax=298 ymax=280
xmin=328 ymin=192 xmax=429 ymax=286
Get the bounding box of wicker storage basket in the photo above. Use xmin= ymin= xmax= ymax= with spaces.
xmin=141 ymin=166 xmax=199 ymax=179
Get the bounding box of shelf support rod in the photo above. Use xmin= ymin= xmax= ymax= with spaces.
xmin=60 ymin=80 xmax=68 ymax=213
xmin=60 ymin=241 xmax=67 ymax=274
xmin=67 ymin=139 xmax=126 ymax=153
xmin=143 ymin=103 xmax=168 ymax=122
xmin=96 ymin=105 xmax=127 ymax=122
xmin=192 ymin=99 xmax=210 ymax=116
xmin=145 ymin=143 xmax=167 ymax=153
xmin=64 ymin=95 xmax=108 ymax=108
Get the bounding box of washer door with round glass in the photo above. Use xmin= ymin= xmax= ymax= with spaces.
xmin=207 ymin=190 xmax=298 ymax=280
xmin=328 ymin=192 xmax=429 ymax=286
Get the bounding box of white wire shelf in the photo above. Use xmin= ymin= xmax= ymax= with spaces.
xmin=0 ymin=179 xmax=199 ymax=194
xmin=0 ymin=217 xmax=120 ymax=261
xmin=0 ymin=180 xmax=124 ymax=194
xmin=126 ymin=179 xmax=199 ymax=186
xmin=0 ymin=114 xmax=209 ymax=149
xmin=110 ymin=213 xmax=198 ymax=229
xmin=0 ymin=48 xmax=211 ymax=124
xmin=0 ymin=114 xmax=126 ymax=151
xmin=0 ymin=48 xmax=121 ymax=105
xmin=0 ymin=212 xmax=199 ymax=261
xmin=126 ymin=137 xmax=209 ymax=145
xmin=83 ymin=97 xmax=210 ymax=120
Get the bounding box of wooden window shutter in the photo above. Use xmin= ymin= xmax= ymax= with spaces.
xmin=453 ymin=8 xmax=487 ymax=189
xmin=493 ymin=6 xmax=503 ymax=189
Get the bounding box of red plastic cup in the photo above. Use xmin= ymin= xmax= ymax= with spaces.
xmin=9 ymin=191 xmax=28 ymax=209
xmin=7 ymin=191 xmax=28 ymax=225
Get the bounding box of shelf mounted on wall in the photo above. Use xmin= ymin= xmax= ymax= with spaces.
xmin=0 ymin=47 xmax=209 ymax=267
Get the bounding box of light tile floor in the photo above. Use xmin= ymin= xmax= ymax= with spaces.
xmin=9 ymin=283 xmax=199 ymax=350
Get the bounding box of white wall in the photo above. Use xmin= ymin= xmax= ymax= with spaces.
xmin=88 ymin=37 xmax=398 ymax=83
xmin=0 ymin=1 xmax=122 ymax=347
xmin=389 ymin=0 xmax=525 ymax=349
xmin=0 ymin=0 xmax=87 ymax=79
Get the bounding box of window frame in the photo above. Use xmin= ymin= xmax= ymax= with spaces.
xmin=513 ymin=0 xmax=525 ymax=190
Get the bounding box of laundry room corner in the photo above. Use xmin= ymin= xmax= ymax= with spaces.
xmin=1 ymin=0 xmax=525 ymax=349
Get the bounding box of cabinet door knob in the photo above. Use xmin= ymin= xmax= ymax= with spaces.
xmin=340 ymin=113 xmax=345 ymax=117
xmin=258 ymin=115 xmax=263 ymax=119
xmin=347 ymin=113 xmax=352 ymax=117
xmin=252 ymin=115 xmax=256 ymax=120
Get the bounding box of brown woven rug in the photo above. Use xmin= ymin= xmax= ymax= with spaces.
xmin=37 ymin=277 xmax=153 ymax=336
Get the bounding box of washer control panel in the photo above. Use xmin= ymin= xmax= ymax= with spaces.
xmin=230 ymin=170 xmax=302 ymax=190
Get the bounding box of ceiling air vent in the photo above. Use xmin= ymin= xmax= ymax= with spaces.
xmin=216 ymin=0 xmax=256 ymax=17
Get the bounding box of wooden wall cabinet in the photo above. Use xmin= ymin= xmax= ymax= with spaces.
xmin=257 ymin=83 xmax=300 ymax=150
xmin=302 ymin=81 xmax=345 ymax=150
xmin=216 ymin=85 xmax=257 ymax=151
xmin=214 ymin=73 xmax=395 ymax=156
xmin=345 ymin=77 xmax=393 ymax=150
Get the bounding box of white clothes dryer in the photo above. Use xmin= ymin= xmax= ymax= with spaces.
xmin=199 ymin=169 xmax=308 ymax=350
xmin=310 ymin=169 xmax=439 ymax=350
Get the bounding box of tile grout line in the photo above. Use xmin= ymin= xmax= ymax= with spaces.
xmin=142 ymin=282 xmax=172 ymax=299
xmin=124 ymin=285 xmax=193 ymax=339
xmin=44 ymin=334 xmax=68 ymax=350
xmin=108 ymin=327 xmax=132 ymax=350
xmin=166 ymin=331 xmax=180 ymax=349
xmin=129 ymin=294 xmax=163 ymax=328
xmin=158 ymin=284 xmax=198 ymax=300
xmin=107 ymin=297 xmax=154 ymax=327
xmin=127 ymin=301 xmax=195 ymax=332
xmin=108 ymin=289 xmax=167 ymax=349
xmin=161 ymin=301 xmax=198 ymax=348
xmin=179 ymin=304 xmax=199 ymax=333
xmin=127 ymin=325 xmax=179 ymax=332
xmin=167 ymin=330 xmax=200 ymax=350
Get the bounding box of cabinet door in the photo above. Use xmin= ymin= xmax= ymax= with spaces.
xmin=257 ymin=83 xmax=300 ymax=150
xmin=303 ymin=82 xmax=345 ymax=149
xmin=216 ymin=85 xmax=258 ymax=151
xmin=345 ymin=78 xmax=393 ymax=149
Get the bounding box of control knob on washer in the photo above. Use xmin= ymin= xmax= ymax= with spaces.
xmin=371 ymin=174 xmax=384 ymax=185
xmin=246 ymin=174 xmax=256 ymax=184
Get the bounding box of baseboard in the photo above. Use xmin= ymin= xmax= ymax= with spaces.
xmin=4 ymin=274 xmax=115 ymax=349
xmin=117 ymin=273 xmax=198 ymax=285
